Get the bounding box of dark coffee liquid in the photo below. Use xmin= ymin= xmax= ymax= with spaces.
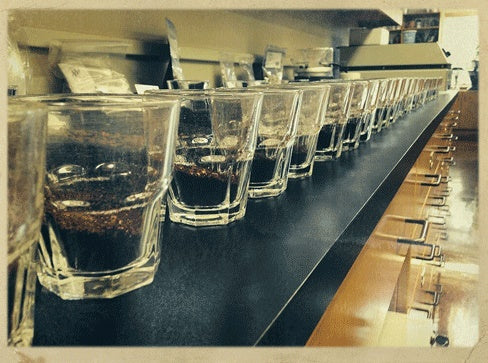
xmin=172 ymin=164 xmax=239 ymax=206
xmin=343 ymin=117 xmax=361 ymax=142
xmin=317 ymin=124 xmax=339 ymax=151
xmin=250 ymin=148 xmax=279 ymax=183
xmin=291 ymin=150 xmax=308 ymax=166
xmin=373 ymin=107 xmax=385 ymax=128
xmin=7 ymin=260 xmax=17 ymax=335
xmin=250 ymin=157 xmax=276 ymax=183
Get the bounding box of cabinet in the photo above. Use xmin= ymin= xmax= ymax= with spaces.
xmin=452 ymin=90 xmax=478 ymax=130
xmin=307 ymin=97 xmax=477 ymax=347
xmin=389 ymin=12 xmax=441 ymax=44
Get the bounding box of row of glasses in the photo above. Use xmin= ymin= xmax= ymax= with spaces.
xmin=7 ymin=74 xmax=444 ymax=345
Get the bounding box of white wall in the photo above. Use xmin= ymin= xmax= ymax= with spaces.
xmin=440 ymin=15 xmax=479 ymax=71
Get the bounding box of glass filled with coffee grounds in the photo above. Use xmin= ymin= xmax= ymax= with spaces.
xmin=284 ymin=83 xmax=330 ymax=178
xmin=245 ymin=87 xmax=301 ymax=197
xmin=8 ymin=99 xmax=47 ymax=346
xmin=31 ymin=94 xmax=180 ymax=299
xmin=359 ymin=79 xmax=380 ymax=144
xmin=163 ymin=90 xmax=263 ymax=226
xmin=314 ymin=80 xmax=352 ymax=161
xmin=341 ymin=80 xmax=369 ymax=152
xmin=371 ymin=78 xmax=392 ymax=134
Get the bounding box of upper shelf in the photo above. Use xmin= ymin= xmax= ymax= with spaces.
xmin=341 ymin=9 xmax=403 ymax=27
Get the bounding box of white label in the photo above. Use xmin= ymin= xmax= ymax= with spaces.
xmin=264 ymin=51 xmax=283 ymax=69
xmin=58 ymin=63 xmax=97 ymax=93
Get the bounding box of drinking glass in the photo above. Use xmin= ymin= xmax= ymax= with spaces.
xmin=359 ymin=79 xmax=380 ymax=143
xmin=398 ymin=78 xmax=413 ymax=118
xmin=286 ymin=83 xmax=330 ymax=178
xmin=8 ymin=98 xmax=47 ymax=346
xmin=372 ymin=78 xmax=394 ymax=133
xmin=405 ymin=77 xmax=419 ymax=114
xmin=390 ymin=78 xmax=407 ymax=124
xmin=33 ymin=94 xmax=180 ymax=299
xmin=314 ymin=81 xmax=352 ymax=161
xmin=382 ymin=78 xmax=400 ymax=129
xmin=341 ymin=80 xmax=369 ymax=151
xmin=166 ymin=90 xmax=263 ymax=225
xmin=246 ymin=88 xmax=301 ymax=197
xmin=412 ymin=78 xmax=425 ymax=110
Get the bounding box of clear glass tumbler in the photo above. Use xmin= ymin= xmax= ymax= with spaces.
xmin=341 ymin=80 xmax=369 ymax=152
xmin=359 ymin=79 xmax=380 ymax=143
xmin=167 ymin=90 xmax=263 ymax=225
xmin=371 ymin=78 xmax=392 ymax=134
xmin=247 ymin=88 xmax=301 ymax=197
xmin=381 ymin=78 xmax=400 ymax=129
xmin=405 ymin=77 xmax=419 ymax=114
xmin=389 ymin=77 xmax=408 ymax=124
xmin=314 ymin=81 xmax=352 ymax=161
xmin=8 ymin=99 xmax=47 ymax=346
xmin=34 ymin=94 xmax=180 ymax=299
xmin=287 ymin=83 xmax=330 ymax=178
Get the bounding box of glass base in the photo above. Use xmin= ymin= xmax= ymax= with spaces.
xmin=168 ymin=198 xmax=247 ymax=226
xmin=37 ymin=255 xmax=159 ymax=300
xmin=8 ymin=245 xmax=37 ymax=347
xmin=342 ymin=140 xmax=360 ymax=151
xmin=289 ymin=162 xmax=314 ymax=179
xmin=248 ymin=179 xmax=287 ymax=198
xmin=315 ymin=147 xmax=342 ymax=161
xmin=359 ymin=131 xmax=371 ymax=143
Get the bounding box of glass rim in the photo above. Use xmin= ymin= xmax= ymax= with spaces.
xmin=245 ymin=84 xmax=305 ymax=94
xmin=148 ymin=88 xmax=265 ymax=100
xmin=12 ymin=93 xmax=181 ymax=108
xmin=166 ymin=79 xmax=210 ymax=83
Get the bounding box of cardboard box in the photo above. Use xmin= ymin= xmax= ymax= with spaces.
xmin=349 ymin=28 xmax=390 ymax=46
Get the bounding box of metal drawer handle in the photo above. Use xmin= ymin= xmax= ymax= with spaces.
xmin=426 ymin=145 xmax=455 ymax=154
xmin=440 ymin=175 xmax=451 ymax=183
xmin=433 ymin=133 xmax=454 ymax=140
xmin=421 ymin=174 xmax=442 ymax=186
xmin=440 ymin=157 xmax=456 ymax=166
xmin=427 ymin=196 xmax=446 ymax=207
xmin=440 ymin=119 xmax=458 ymax=125
xmin=428 ymin=215 xmax=446 ymax=226
xmin=433 ymin=133 xmax=458 ymax=141
xmin=405 ymin=173 xmax=442 ymax=187
xmin=411 ymin=305 xmax=433 ymax=319
xmin=423 ymin=289 xmax=442 ymax=306
xmin=376 ymin=216 xmax=430 ymax=244
xmin=423 ymin=283 xmax=443 ymax=305
xmin=413 ymin=243 xmax=441 ymax=261
xmin=433 ymin=188 xmax=451 ymax=197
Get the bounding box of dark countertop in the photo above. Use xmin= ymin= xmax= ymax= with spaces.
xmin=33 ymin=91 xmax=457 ymax=346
